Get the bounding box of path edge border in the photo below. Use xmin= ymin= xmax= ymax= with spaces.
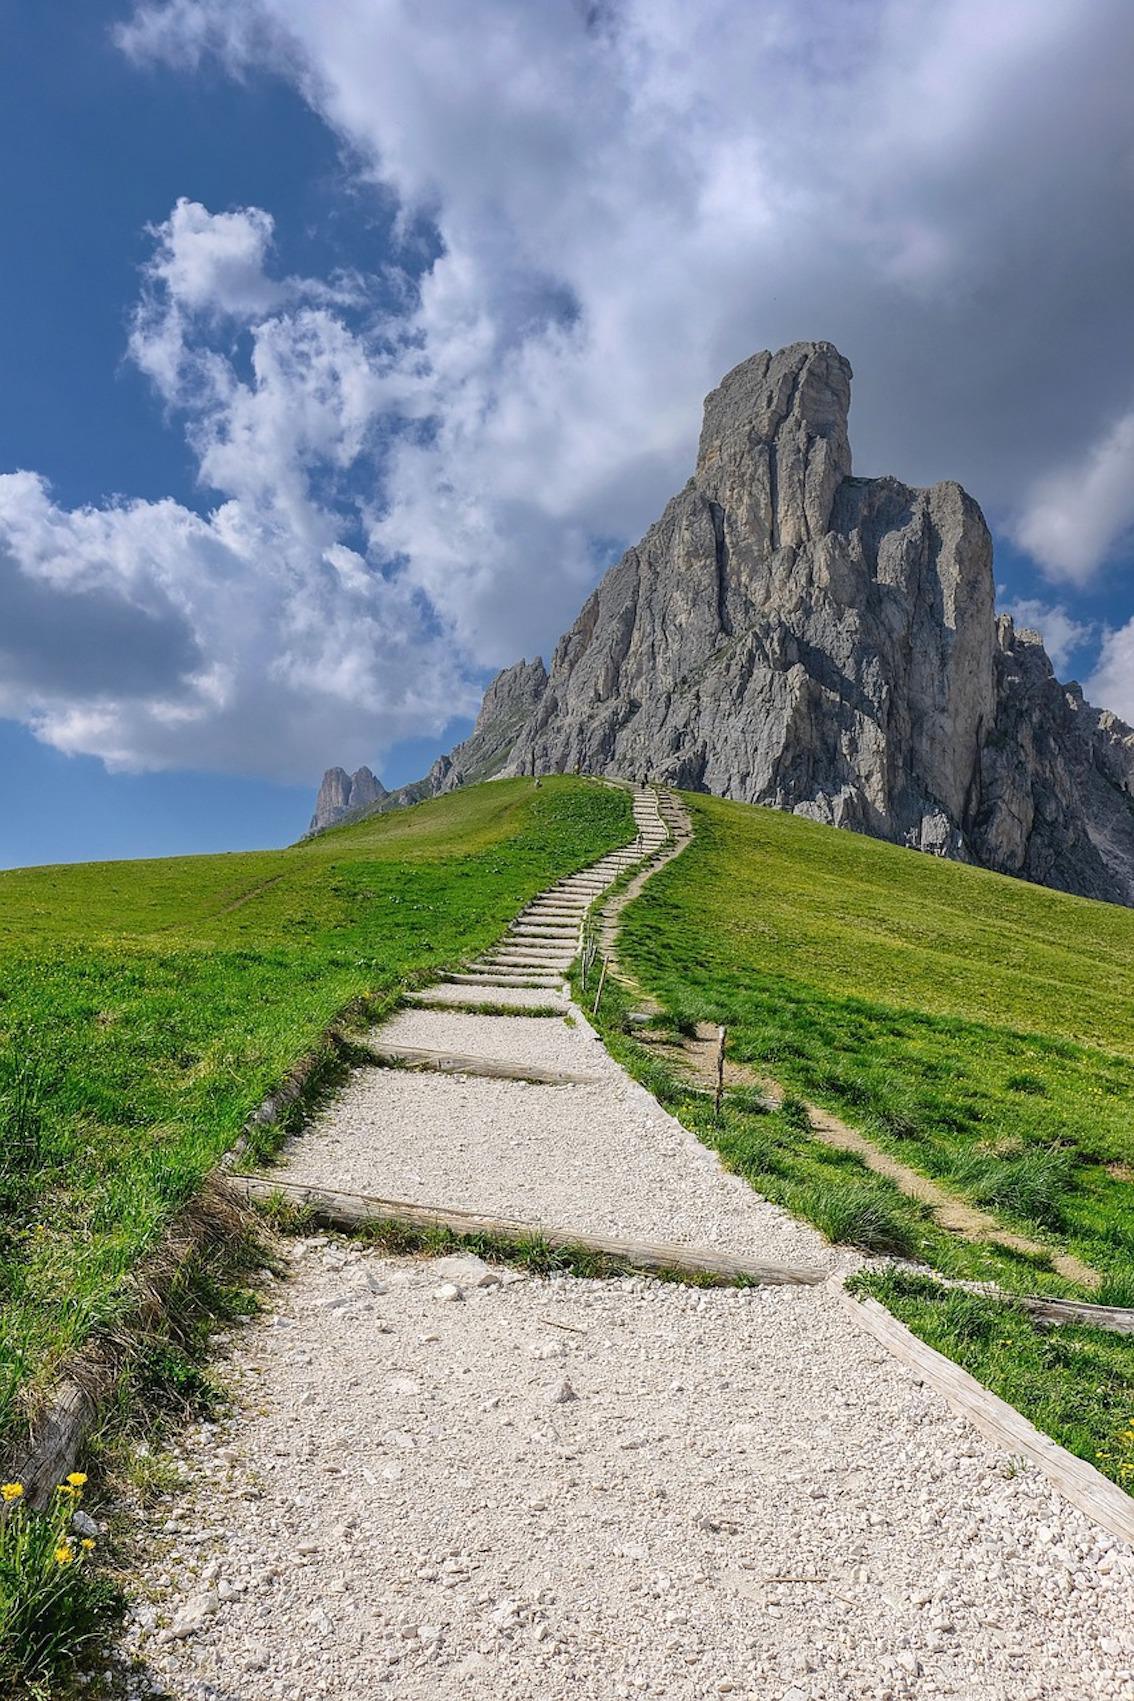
xmin=842 ymin=1288 xmax=1134 ymax=1546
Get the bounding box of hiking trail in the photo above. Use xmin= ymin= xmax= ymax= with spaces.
xmin=125 ymin=785 xmax=1134 ymax=1701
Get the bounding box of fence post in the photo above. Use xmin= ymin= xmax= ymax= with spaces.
xmin=714 ymin=1025 xmax=727 ymax=1118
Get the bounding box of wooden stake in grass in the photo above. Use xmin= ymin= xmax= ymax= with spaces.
xmin=592 ymin=956 xmax=609 ymax=1017
xmin=714 ymin=1024 xmax=727 ymax=1118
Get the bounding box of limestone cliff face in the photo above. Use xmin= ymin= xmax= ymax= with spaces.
xmin=501 ymin=339 xmax=1134 ymax=904
xmin=310 ymin=341 xmax=1134 ymax=905
xmin=509 ymin=342 xmax=1001 ymax=859
xmin=307 ymin=660 xmax=547 ymax=832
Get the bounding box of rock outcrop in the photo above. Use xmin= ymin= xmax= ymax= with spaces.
xmin=428 ymin=658 xmax=548 ymax=794
xmin=308 ymin=765 xmax=387 ymax=833
xmin=308 ymin=661 xmax=547 ymax=831
xmin=310 ymin=340 xmax=1134 ymax=906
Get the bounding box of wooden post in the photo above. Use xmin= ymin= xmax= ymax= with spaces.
xmin=592 ymin=956 xmax=609 ymax=1017
xmin=714 ymin=1024 xmax=727 ymax=1117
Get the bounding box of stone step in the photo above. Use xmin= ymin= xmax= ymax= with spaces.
xmin=483 ymin=945 xmax=573 ymax=959
xmin=363 ymin=1043 xmax=599 ymax=1086
xmin=446 ymin=973 xmax=564 ymax=989
xmin=492 ymin=947 xmax=575 ymax=962
xmin=510 ymin=923 xmax=579 ymax=936
xmin=406 ymin=989 xmax=566 ymax=1013
xmin=487 ymin=959 xmax=573 ymax=973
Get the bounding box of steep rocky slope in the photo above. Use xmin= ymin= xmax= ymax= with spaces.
xmin=313 ymin=341 xmax=1134 ymax=904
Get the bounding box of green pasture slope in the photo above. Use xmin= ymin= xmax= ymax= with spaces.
xmin=615 ymin=792 xmax=1134 ymax=1485
xmin=0 ymin=777 xmax=631 ymax=1449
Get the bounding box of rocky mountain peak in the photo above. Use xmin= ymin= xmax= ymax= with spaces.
xmin=696 ymin=341 xmax=853 ymax=548
xmin=308 ymin=763 xmax=388 ymax=834
xmin=309 ymin=339 xmax=1134 ymax=906
xmin=472 ymin=657 xmax=548 ymax=736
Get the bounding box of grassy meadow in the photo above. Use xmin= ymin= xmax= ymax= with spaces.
xmin=603 ymin=791 xmax=1134 ymax=1485
xmin=617 ymin=793 xmax=1134 ymax=1288
xmin=0 ymin=777 xmax=632 ymax=1450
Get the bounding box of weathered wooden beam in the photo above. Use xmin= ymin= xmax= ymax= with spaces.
xmin=229 ymin=1175 xmax=827 ymax=1287
xmin=927 ymin=1281 xmax=1134 ymax=1337
xmin=362 ymin=1042 xmax=598 ymax=1086
xmin=1010 ymin=1294 xmax=1134 ymax=1334
xmin=842 ymin=1291 xmax=1134 ymax=1544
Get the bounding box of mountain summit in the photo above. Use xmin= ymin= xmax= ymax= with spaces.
xmin=313 ymin=341 xmax=1134 ymax=905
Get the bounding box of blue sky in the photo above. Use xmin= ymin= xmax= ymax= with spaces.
xmin=2 ymin=0 xmax=1133 ymax=867
xmin=0 ymin=2 xmax=471 ymax=867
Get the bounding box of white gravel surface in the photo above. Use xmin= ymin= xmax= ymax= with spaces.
xmin=275 ymin=1009 xmax=830 ymax=1270
xmin=129 ymin=1249 xmax=1134 ymax=1701
xmin=123 ymin=789 xmax=1134 ymax=1698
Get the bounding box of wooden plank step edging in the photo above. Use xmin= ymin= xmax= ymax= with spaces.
xmin=228 ymin=1176 xmax=827 ymax=1288
xmin=362 ymin=1043 xmax=600 ymax=1086
xmin=841 ymin=1289 xmax=1134 ymax=1545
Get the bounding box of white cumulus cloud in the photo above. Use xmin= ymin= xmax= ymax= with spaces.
xmin=7 ymin=0 xmax=1134 ymax=782
xmin=1012 ymin=410 xmax=1134 ymax=586
xmin=1087 ymin=623 xmax=1134 ymax=728
xmin=0 ymin=203 xmax=473 ymax=781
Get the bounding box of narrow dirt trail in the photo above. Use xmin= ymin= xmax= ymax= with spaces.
xmin=126 ymin=788 xmax=1134 ymax=1701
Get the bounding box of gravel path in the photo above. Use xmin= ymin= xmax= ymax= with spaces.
xmin=125 ymin=788 xmax=1134 ymax=1699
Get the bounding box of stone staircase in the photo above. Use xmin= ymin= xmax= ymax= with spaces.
xmin=408 ymin=785 xmax=668 ymax=1006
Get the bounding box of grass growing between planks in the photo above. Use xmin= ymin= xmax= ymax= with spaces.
xmin=0 ymin=777 xmax=632 ymax=1455
xmin=252 ymin=1194 xmax=733 ymax=1287
xmin=849 ymin=1269 xmax=1134 ymax=1487
xmin=615 ymin=793 xmax=1134 ymax=1293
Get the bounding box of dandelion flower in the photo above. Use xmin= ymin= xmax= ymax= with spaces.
xmin=66 ymin=1472 xmax=87 ymax=1488
xmin=54 ymin=1544 xmax=74 ymax=1566
xmin=1 ymin=1482 xmax=23 ymax=1502
xmin=80 ymin=1538 xmax=96 ymax=1552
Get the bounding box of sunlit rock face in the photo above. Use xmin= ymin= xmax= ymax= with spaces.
xmin=314 ymin=341 xmax=1134 ymax=904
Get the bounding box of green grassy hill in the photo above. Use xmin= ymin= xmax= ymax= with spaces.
xmin=0 ymin=777 xmax=632 ymax=1448
xmin=609 ymin=792 xmax=1134 ymax=1485
xmin=619 ymin=792 xmax=1134 ymax=1276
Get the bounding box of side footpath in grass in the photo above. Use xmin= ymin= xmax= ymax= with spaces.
xmin=0 ymin=777 xmax=632 ymax=1452
xmin=602 ymin=789 xmax=1134 ymax=1489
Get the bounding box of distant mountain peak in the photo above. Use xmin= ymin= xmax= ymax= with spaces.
xmin=309 ymin=764 xmax=388 ymax=833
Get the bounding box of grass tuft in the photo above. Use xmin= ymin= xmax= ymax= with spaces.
xmin=849 ymin=1268 xmax=1134 ymax=1489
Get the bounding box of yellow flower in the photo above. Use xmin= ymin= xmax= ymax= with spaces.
xmin=1 ymin=1482 xmax=23 ymax=1503
xmin=80 ymin=1538 xmax=96 ymax=1552
xmin=66 ymin=1472 xmax=87 ymax=1488
xmin=54 ymin=1544 xmax=74 ymax=1566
